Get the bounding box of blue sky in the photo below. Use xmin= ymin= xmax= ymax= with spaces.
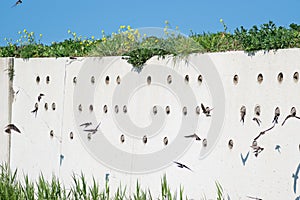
xmin=0 ymin=0 xmax=299 ymax=46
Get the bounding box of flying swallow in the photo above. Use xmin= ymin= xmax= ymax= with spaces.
xmin=252 ymin=146 xmax=264 ymax=157
xmin=37 ymin=93 xmax=45 ymax=102
xmin=31 ymin=107 xmax=38 ymax=117
xmin=84 ymin=122 xmax=101 ymax=134
xmin=272 ymin=107 xmax=280 ymax=124
xmin=252 ymin=117 xmax=262 ymax=126
xmin=293 ymin=163 xmax=300 ymax=194
xmin=11 ymin=0 xmax=22 ymax=7
xmin=240 ymin=106 xmax=246 ymax=124
xmin=4 ymin=124 xmax=21 ymax=134
xmin=253 ymin=123 xmax=275 ymax=141
xmin=80 ymin=122 xmax=92 ymax=128
xmin=184 ymin=133 xmax=201 ymax=141
xmin=246 ymin=196 xmax=262 ymax=200
xmin=275 ymin=145 xmax=281 ymax=153
xmin=201 ymin=103 xmax=213 ymax=117
xmin=173 ymin=161 xmax=192 ymax=171
xmin=241 ymin=151 xmax=250 ymax=166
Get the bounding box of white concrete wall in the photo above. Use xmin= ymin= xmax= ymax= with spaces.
xmin=1 ymin=49 xmax=300 ymax=199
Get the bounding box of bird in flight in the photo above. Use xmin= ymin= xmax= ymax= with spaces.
xmin=252 ymin=117 xmax=262 ymax=126
xmin=173 ymin=161 xmax=192 ymax=171
xmin=84 ymin=122 xmax=101 ymax=134
xmin=80 ymin=122 xmax=92 ymax=128
xmin=5 ymin=124 xmax=21 ymax=134
xmin=240 ymin=151 xmax=250 ymax=166
xmin=201 ymin=103 xmax=213 ymax=117
xmin=11 ymin=0 xmax=22 ymax=8
xmin=184 ymin=133 xmax=201 ymax=141
xmin=37 ymin=93 xmax=45 ymax=102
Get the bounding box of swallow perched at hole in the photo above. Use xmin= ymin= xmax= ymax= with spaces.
xmin=4 ymin=124 xmax=21 ymax=134
xmin=272 ymin=107 xmax=280 ymax=124
xmin=240 ymin=106 xmax=246 ymax=124
xmin=11 ymin=0 xmax=22 ymax=8
xmin=184 ymin=133 xmax=201 ymax=141
xmin=37 ymin=93 xmax=45 ymax=102
xmin=173 ymin=161 xmax=192 ymax=171
xmin=250 ymin=145 xmax=264 ymax=157
xmin=201 ymin=103 xmax=213 ymax=117
xmin=282 ymin=107 xmax=300 ymax=126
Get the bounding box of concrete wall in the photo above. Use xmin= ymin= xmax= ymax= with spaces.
xmin=1 ymin=49 xmax=300 ymax=199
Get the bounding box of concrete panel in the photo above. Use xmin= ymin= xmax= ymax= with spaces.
xmin=10 ymin=58 xmax=67 ymax=180
xmin=0 ymin=58 xmax=11 ymax=164
xmin=4 ymin=48 xmax=300 ymax=199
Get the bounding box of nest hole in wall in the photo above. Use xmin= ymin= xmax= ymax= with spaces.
xmin=89 ymin=105 xmax=93 ymax=112
xmin=182 ymin=106 xmax=187 ymax=115
xmin=153 ymin=106 xmax=157 ymax=115
xmin=70 ymin=132 xmax=74 ymax=140
xmin=163 ymin=137 xmax=168 ymax=145
xmin=123 ymin=105 xmax=127 ymax=113
xmin=116 ymin=76 xmax=121 ymax=84
xmin=73 ymin=77 xmax=77 ymax=84
xmin=277 ymin=72 xmax=283 ymax=83
xmin=233 ymin=74 xmax=238 ymax=85
xmin=228 ymin=139 xmax=234 ymax=149
xmin=254 ymin=105 xmax=261 ymax=116
xmin=198 ymin=74 xmax=203 ymax=84
xmin=143 ymin=135 xmax=148 ymax=144
xmin=105 ymin=76 xmax=110 ymax=84
xmin=196 ymin=106 xmax=201 ymax=115
xmin=120 ymin=134 xmax=125 ymax=143
xmin=36 ymin=76 xmax=40 ymax=84
xmin=46 ymin=76 xmax=50 ymax=84
xmin=184 ymin=75 xmax=189 ymax=84
xmin=78 ymin=104 xmax=82 ymax=112
xmin=293 ymin=72 xmax=299 ymax=82
xmin=165 ymin=106 xmax=170 ymax=115
xmin=257 ymin=73 xmax=263 ymax=84
xmin=91 ymin=76 xmax=95 ymax=84
xmin=202 ymin=139 xmax=207 ymax=147
xmin=167 ymin=75 xmax=172 ymax=84
xmin=147 ymin=76 xmax=151 ymax=85
xmin=115 ymin=105 xmax=119 ymax=113
xmin=52 ymin=103 xmax=56 ymax=111
xmin=103 ymin=105 xmax=108 ymax=113
xmin=44 ymin=103 xmax=48 ymax=110
xmin=50 ymin=130 xmax=54 ymax=138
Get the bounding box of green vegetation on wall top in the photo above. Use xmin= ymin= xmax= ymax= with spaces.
xmin=0 ymin=21 xmax=299 ymax=68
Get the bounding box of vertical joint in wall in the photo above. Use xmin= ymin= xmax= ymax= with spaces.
xmin=7 ymin=57 xmax=14 ymax=168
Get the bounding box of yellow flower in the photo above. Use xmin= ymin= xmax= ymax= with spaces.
xmin=127 ymin=25 xmax=131 ymax=30
xmin=91 ymin=36 xmax=95 ymax=40
xmin=39 ymin=34 xmax=43 ymax=37
xmin=120 ymin=25 xmax=126 ymax=29
xmin=220 ymin=19 xmax=223 ymax=23
xmin=18 ymin=31 xmax=21 ymax=34
xmin=68 ymin=29 xmax=71 ymax=34
xmin=23 ymin=29 xmax=27 ymax=33
xmin=165 ymin=20 xmax=169 ymax=25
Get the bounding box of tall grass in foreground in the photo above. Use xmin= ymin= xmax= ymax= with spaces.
xmin=0 ymin=163 xmax=227 ymax=200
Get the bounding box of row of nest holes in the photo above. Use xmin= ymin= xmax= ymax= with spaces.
xmin=37 ymin=72 xmax=299 ymax=86
xmin=240 ymin=105 xmax=296 ymax=116
xmin=233 ymin=72 xmax=299 ymax=84
xmin=35 ymin=102 xmax=56 ymax=111
xmin=78 ymin=104 xmax=208 ymax=116
xmin=53 ymin=130 xmax=210 ymax=147
xmin=72 ymin=75 xmax=203 ymax=85
xmin=50 ymin=131 xmax=300 ymax=152
xmin=36 ymin=76 xmax=51 ymax=84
